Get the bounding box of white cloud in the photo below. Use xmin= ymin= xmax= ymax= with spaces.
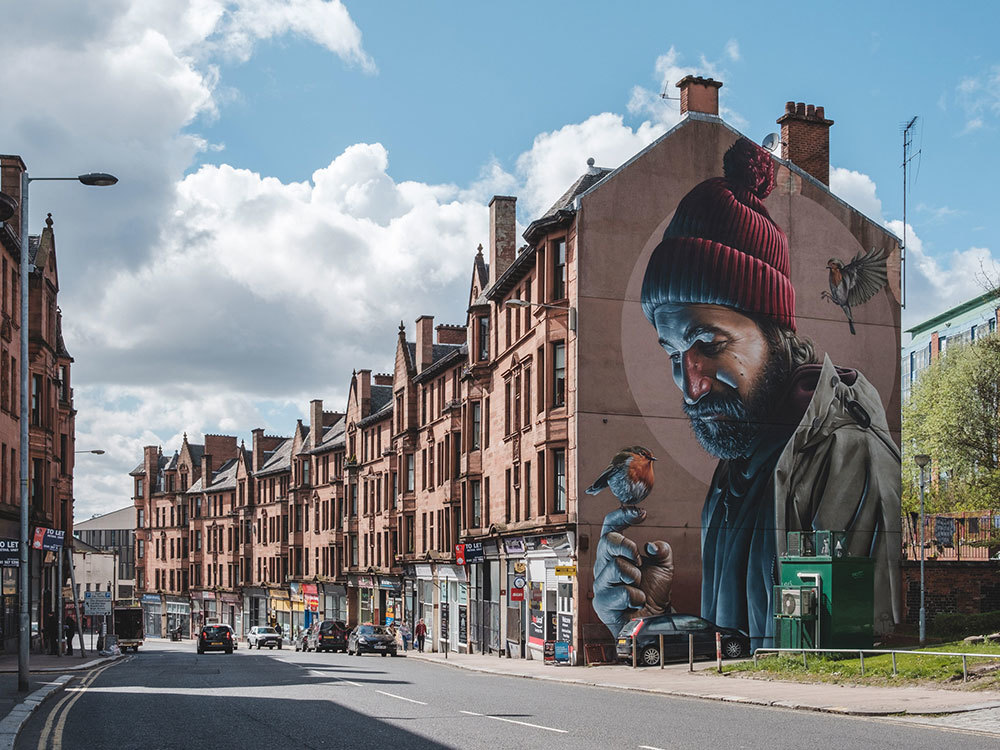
xmin=954 ymin=64 xmax=1000 ymax=133
xmin=725 ymin=39 xmax=741 ymax=61
xmin=830 ymin=166 xmax=883 ymax=222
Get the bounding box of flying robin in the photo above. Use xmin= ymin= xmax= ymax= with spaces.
xmin=586 ymin=446 xmax=656 ymax=509
xmin=822 ymin=246 xmax=889 ymax=335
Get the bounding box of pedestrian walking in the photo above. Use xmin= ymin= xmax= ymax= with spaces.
xmin=414 ymin=619 xmax=427 ymax=653
xmin=400 ymin=621 xmax=412 ymax=652
xmin=64 ymin=615 xmax=77 ymax=655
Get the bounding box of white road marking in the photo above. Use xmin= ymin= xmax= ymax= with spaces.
xmin=341 ymin=679 xmax=363 ymax=686
xmin=640 ymin=745 xmax=670 ymax=750
xmin=460 ymin=710 xmax=567 ymax=734
xmin=375 ymin=690 xmax=427 ymax=705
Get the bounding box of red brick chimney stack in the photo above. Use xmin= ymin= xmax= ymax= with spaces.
xmin=435 ymin=324 xmax=465 ymax=345
xmin=416 ymin=315 xmax=434 ymax=373
xmin=776 ymin=101 xmax=835 ymax=185
xmin=252 ymin=428 xmax=265 ymax=472
xmin=310 ymin=399 xmax=324 ymax=446
xmin=676 ymin=76 xmax=722 ymax=116
xmin=357 ymin=370 xmax=372 ymax=415
xmin=488 ymin=195 xmax=516 ymax=286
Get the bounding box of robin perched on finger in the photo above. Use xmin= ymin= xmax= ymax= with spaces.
xmin=586 ymin=446 xmax=656 ymax=508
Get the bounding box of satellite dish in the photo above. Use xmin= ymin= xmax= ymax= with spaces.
xmin=761 ymin=132 xmax=781 ymax=153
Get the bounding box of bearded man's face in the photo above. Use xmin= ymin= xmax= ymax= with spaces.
xmin=652 ymin=303 xmax=787 ymax=459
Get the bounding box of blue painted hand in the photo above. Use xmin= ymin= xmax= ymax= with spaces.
xmin=593 ymin=507 xmax=673 ymax=637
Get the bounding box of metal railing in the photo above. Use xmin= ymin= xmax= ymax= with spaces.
xmin=753 ymin=646 xmax=1000 ymax=682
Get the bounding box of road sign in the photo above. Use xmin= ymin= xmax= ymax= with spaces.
xmin=554 ymin=566 xmax=577 ymax=577
xmin=512 ymin=575 xmax=526 ymax=589
xmin=84 ymin=591 xmax=112 ymax=615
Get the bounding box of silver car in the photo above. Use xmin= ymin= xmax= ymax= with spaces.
xmin=247 ymin=625 xmax=283 ymax=649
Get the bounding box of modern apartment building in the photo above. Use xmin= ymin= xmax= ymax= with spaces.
xmin=72 ymin=505 xmax=136 ymax=599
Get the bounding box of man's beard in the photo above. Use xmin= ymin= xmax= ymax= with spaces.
xmin=683 ymin=349 xmax=787 ymax=460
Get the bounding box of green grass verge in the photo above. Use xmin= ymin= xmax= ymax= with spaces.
xmin=723 ymin=640 xmax=1000 ymax=689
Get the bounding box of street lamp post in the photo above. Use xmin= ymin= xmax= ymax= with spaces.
xmin=18 ymin=170 xmax=117 ymax=691
xmin=504 ymin=299 xmax=577 ymax=332
xmin=914 ymin=454 xmax=931 ymax=645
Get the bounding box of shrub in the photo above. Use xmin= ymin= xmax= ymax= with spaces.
xmin=931 ymin=610 xmax=1000 ymax=639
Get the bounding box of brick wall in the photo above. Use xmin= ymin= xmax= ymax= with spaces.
xmin=901 ymin=560 xmax=1000 ymax=626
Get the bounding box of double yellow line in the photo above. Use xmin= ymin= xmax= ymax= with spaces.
xmin=36 ymin=658 xmax=126 ymax=750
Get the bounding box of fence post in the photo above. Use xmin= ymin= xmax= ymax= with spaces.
xmin=716 ymin=631 xmax=722 ymax=673
xmin=963 ymin=655 xmax=968 ymax=682
xmin=689 ymin=633 xmax=694 ymax=672
xmin=891 ymin=651 xmax=897 ymax=676
xmin=659 ymin=634 xmax=664 ymax=669
xmin=860 ymin=651 xmax=865 ymax=676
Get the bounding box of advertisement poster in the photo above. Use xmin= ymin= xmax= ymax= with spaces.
xmin=0 ymin=540 xmax=19 ymax=567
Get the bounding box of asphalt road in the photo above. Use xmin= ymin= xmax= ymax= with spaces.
xmin=15 ymin=640 xmax=999 ymax=750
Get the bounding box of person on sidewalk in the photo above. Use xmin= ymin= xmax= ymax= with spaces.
xmin=64 ymin=615 xmax=77 ymax=655
xmin=400 ymin=621 xmax=412 ymax=652
xmin=43 ymin=610 xmax=58 ymax=655
xmin=414 ymin=619 xmax=427 ymax=653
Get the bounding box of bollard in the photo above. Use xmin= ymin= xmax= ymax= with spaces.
xmin=659 ymin=634 xmax=664 ymax=669
xmin=860 ymin=651 xmax=865 ymax=676
xmin=963 ymin=655 xmax=968 ymax=682
xmin=716 ymin=631 xmax=722 ymax=673
xmin=689 ymin=633 xmax=694 ymax=672
xmin=891 ymin=651 xmax=897 ymax=676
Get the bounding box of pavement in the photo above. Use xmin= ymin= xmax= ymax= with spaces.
xmin=403 ymin=648 xmax=1000 ymax=718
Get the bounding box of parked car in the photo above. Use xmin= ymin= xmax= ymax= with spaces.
xmin=247 ymin=625 xmax=283 ymax=650
xmin=197 ymin=624 xmax=235 ymax=655
xmin=295 ymin=623 xmax=316 ymax=652
xmin=308 ymin=620 xmax=349 ymax=653
xmin=347 ymin=624 xmax=397 ymax=656
xmin=616 ymin=613 xmax=749 ymax=666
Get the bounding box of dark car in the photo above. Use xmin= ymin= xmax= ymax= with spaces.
xmin=347 ymin=624 xmax=397 ymax=657
xmin=616 ymin=613 xmax=749 ymax=666
xmin=308 ymin=620 xmax=349 ymax=653
xmin=197 ymin=624 xmax=235 ymax=655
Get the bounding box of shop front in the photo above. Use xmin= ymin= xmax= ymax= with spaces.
xmin=321 ymin=583 xmax=347 ymax=622
xmin=243 ymin=587 xmax=266 ymax=635
xmin=435 ymin=564 xmax=467 ymax=653
xmin=220 ymin=593 xmax=241 ymax=632
xmin=503 ymin=537 xmax=527 ymax=659
xmin=141 ymin=593 xmax=162 ymax=638
xmin=269 ymin=588 xmax=291 ymax=638
xmin=378 ymin=576 xmax=403 ymax=627
xmin=464 ymin=541 xmax=500 ymax=654
xmin=302 ymin=583 xmax=319 ymax=628
xmin=165 ymin=596 xmax=190 ymax=638
xmin=349 ymin=575 xmax=376 ymax=625
xmin=524 ymin=532 xmax=575 ymax=663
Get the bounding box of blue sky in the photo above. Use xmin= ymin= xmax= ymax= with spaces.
xmin=4 ymin=0 xmax=997 ymax=518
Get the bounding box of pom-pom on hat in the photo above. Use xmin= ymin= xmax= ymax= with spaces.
xmin=641 ymin=137 xmax=796 ymax=330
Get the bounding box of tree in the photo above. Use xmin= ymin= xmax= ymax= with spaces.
xmin=902 ymin=333 xmax=1000 ymax=513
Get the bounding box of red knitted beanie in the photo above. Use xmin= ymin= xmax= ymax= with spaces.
xmin=641 ymin=137 xmax=796 ymax=331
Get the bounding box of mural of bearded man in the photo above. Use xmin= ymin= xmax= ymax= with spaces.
xmin=636 ymin=138 xmax=901 ymax=651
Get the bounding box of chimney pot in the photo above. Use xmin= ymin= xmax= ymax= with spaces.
xmin=816 ymin=106 xmax=825 ymax=119
xmin=785 ymin=101 xmax=795 ymax=114
xmin=806 ymin=104 xmax=815 ymax=117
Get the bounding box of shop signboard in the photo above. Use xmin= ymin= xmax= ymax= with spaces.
xmin=528 ymin=611 xmax=545 ymax=641
xmin=440 ymin=602 xmax=450 ymax=640
xmin=458 ymin=605 xmax=467 ymax=644
xmin=543 ymin=640 xmax=555 ymax=662
xmin=503 ymin=537 xmax=525 ymax=556
xmin=554 ymin=641 xmax=570 ymax=662
xmin=454 ymin=543 xmax=466 ymax=565
xmin=554 ymin=566 xmax=577 ymax=577
xmin=32 ymin=527 xmax=65 ymax=551
xmin=463 ymin=541 xmax=485 ymax=563
xmin=0 ymin=540 xmax=19 ymax=567
xmin=557 ymin=613 xmax=573 ymax=643
xmin=509 ymin=587 xmax=524 ymax=603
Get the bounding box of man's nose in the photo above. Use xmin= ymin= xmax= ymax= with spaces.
xmin=681 ymin=349 xmax=714 ymax=404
